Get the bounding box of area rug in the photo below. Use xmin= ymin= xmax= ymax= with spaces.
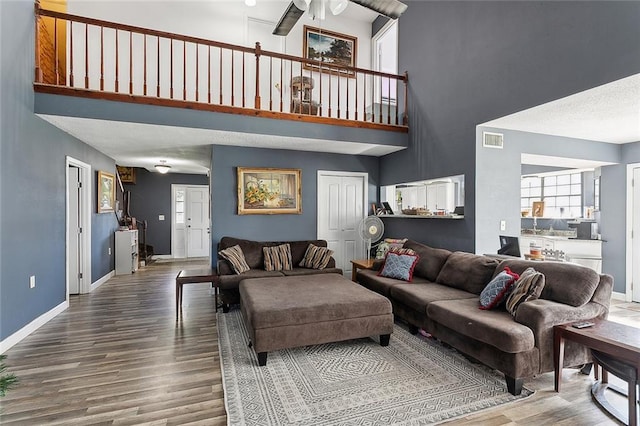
xmin=218 ymin=310 xmax=533 ymax=425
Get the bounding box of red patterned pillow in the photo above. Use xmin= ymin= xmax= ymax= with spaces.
xmin=378 ymin=252 xmax=420 ymax=282
xmin=479 ymin=267 xmax=520 ymax=310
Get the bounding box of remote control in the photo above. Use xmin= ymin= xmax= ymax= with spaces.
xmin=572 ymin=321 xmax=595 ymax=329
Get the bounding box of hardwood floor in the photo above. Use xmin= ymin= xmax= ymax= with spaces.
xmin=1 ymin=260 xmax=637 ymax=425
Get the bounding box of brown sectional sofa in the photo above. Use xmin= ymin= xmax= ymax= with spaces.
xmin=216 ymin=237 xmax=342 ymax=311
xmin=356 ymin=239 xmax=613 ymax=395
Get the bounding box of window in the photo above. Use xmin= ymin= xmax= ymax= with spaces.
xmin=521 ymin=172 xmax=582 ymax=218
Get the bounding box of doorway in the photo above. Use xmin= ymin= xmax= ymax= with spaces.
xmin=66 ymin=157 xmax=91 ymax=295
xmin=171 ymin=184 xmax=210 ymax=258
xmin=372 ymin=20 xmax=398 ymax=116
xmin=317 ymin=171 xmax=367 ymax=278
xmin=629 ymin=165 xmax=640 ymax=302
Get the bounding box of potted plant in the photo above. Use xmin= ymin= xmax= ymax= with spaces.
xmin=0 ymin=354 xmax=18 ymax=397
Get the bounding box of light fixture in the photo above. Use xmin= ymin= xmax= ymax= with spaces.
xmin=154 ymin=160 xmax=171 ymax=174
xmin=293 ymin=0 xmax=348 ymax=21
xmin=245 ymin=0 xmax=256 ymax=6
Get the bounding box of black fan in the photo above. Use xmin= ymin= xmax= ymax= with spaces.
xmin=273 ymin=0 xmax=408 ymax=36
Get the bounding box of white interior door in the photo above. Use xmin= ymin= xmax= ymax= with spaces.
xmin=172 ymin=184 xmax=210 ymax=258
xmin=633 ymin=167 xmax=640 ymax=302
xmin=67 ymin=166 xmax=82 ymax=295
xmin=186 ymin=186 xmax=210 ymax=258
xmin=317 ymin=172 xmax=366 ymax=277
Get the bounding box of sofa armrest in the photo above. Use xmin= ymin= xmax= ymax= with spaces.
xmin=217 ymin=259 xmax=233 ymax=276
xmin=514 ymin=299 xmax=608 ymax=372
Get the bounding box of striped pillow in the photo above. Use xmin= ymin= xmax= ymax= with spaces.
xmin=299 ymin=244 xmax=334 ymax=270
xmin=263 ymin=244 xmax=293 ymax=271
xmin=505 ymin=267 xmax=546 ymax=316
xmin=389 ymin=246 xmax=417 ymax=256
xmin=219 ymin=245 xmax=250 ymax=275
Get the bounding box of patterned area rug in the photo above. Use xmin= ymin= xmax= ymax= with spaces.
xmin=218 ymin=310 xmax=533 ymax=425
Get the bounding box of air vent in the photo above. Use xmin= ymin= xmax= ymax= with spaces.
xmin=483 ymin=131 xmax=504 ymax=149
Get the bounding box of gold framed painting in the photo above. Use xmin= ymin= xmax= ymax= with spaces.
xmin=532 ymin=201 xmax=545 ymax=217
xmin=303 ymin=25 xmax=357 ymax=76
xmin=97 ymin=170 xmax=116 ymax=213
xmin=237 ymin=167 xmax=302 ymax=215
xmin=116 ymin=166 xmax=136 ymax=184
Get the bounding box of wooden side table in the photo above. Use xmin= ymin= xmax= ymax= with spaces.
xmin=554 ymin=319 xmax=640 ymax=425
xmin=176 ymin=268 xmax=218 ymax=320
xmin=350 ymin=259 xmax=377 ymax=282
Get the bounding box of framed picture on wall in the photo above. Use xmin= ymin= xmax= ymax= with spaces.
xmin=116 ymin=166 xmax=136 ymax=184
xmin=532 ymin=201 xmax=545 ymax=217
xmin=237 ymin=167 xmax=302 ymax=215
xmin=303 ymin=26 xmax=357 ymax=76
xmin=98 ymin=170 xmax=116 ymax=213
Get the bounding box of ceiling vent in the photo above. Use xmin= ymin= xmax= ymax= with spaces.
xmin=483 ymin=131 xmax=504 ymax=149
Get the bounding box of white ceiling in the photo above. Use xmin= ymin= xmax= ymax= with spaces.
xmin=520 ymin=153 xmax=617 ymax=170
xmin=483 ymin=73 xmax=640 ymax=145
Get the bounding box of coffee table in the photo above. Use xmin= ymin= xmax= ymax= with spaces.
xmin=554 ymin=319 xmax=640 ymax=425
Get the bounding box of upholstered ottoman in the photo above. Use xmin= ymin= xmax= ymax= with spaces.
xmin=239 ymin=273 xmax=394 ymax=366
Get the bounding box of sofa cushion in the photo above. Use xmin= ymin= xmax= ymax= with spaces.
xmin=263 ymin=244 xmax=293 ymax=271
xmin=496 ymin=259 xmax=599 ymax=307
xmin=427 ymin=298 xmax=535 ymax=353
xmin=479 ymin=267 xmax=520 ymax=310
xmin=357 ymin=269 xmax=430 ymax=296
xmin=390 ymin=283 xmax=478 ymax=314
xmin=299 ymin=244 xmax=334 ymax=269
xmin=436 ymin=252 xmax=500 ymax=295
xmin=218 ymin=245 xmax=250 ymax=274
xmin=218 ymin=269 xmax=284 ymax=290
xmin=378 ymin=252 xmax=419 ymax=281
xmin=505 ymin=267 xmax=546 ymax=316
xmin=403 ymin=240 xmax=452 ymax=282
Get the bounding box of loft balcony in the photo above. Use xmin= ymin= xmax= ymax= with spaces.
xmin=33 ymin=6 xmax=409 ymax=157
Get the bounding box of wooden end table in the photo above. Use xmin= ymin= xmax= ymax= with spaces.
xmin=176 ymin=268 xmax=218 ymax=320
xmin=554 ymin=319 xmax=640 ymax=425
xmin=350 ymin=259 xmax=377 ymax=282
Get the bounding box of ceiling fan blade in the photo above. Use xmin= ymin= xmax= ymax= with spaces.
xmin=349 ymin=0 xmax=408 ymax=19
xmin=273 ymin=2 xmax=305 ymax=36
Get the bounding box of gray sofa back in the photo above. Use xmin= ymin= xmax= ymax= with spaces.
xmin=217 ymin=237 xmax=333 ymax=274
xmin=436 ymin=252 xmax=500 ymax=294
xmin=403 ymin=240 xmax=452 ymax=282
xmin=495 ymin=259 xmax=604 ymax=307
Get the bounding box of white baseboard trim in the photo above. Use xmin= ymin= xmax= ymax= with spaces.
xmin=91 ymin=270 xmax=114 ymax=292
xmin=0 ymin=300 xmax=68 ymax=354
xmin=152 ymin=255 xmax=173 ymax=260
xmin=611 ymin=291 xmax=627 ymax=301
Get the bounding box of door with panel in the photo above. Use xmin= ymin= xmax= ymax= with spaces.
xmin=317 ymin=172 xmax=366 ymax=278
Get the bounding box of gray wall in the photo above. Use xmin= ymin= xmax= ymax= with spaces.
xmin=382 ymin=1 xmax=640 ymax=253
xmin=124 ymin=169 xmax=209 ymax=255
xmin=211 ymin=145 xmax=379 ymax=251
xmin=1 ymin=1 xmax=118 ymax=341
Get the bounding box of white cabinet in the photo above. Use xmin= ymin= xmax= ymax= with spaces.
xmin=426 ymin=182 xmax=454 ymax=212
xmin=519 ymin=235 xmax=602 ymax=273
xmin=115 ymin=230 xmax=139 ymax=275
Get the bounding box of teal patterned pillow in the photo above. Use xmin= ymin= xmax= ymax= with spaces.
xmin=378 ymin=252 xmax=419 ymax=282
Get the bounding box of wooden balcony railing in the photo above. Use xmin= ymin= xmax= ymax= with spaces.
xmin=34 ymin=5 xmax=408 ymax=130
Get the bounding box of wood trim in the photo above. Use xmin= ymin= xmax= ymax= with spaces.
xmin=33 ymin=83 xmax=408 ymax=133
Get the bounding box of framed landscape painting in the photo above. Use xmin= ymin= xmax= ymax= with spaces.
xmin=237 ymin=167 xmax=302 ymax=215
xmin=303 ymin=25 xmax=356 ymax=76
xmin=98 ymin=170 xmax=116 ymax=213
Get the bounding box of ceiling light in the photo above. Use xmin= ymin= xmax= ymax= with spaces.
xmin=245 ymin=0 xmax=256 ymax=6
xmin=329 ymin=0 xmax=348 ymax=15
xmin=155 ymin=160 xmax=171 ymax=174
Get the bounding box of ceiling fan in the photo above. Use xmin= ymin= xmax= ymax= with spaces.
xmin=273 ymin=0 xmax=408 ymax=36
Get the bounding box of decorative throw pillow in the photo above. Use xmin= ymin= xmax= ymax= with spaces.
xmin=219 ymin=244 xmax=250 ymax=275
xmin=263 ymin=244 xmax=293 ymax=271
xmin=479 ymin=267 xmax=520 ymax=310
xmin=378 ymin=252 xmax=420 ymax=282
xmin=505 ymin=267 xmax=546 ymax=316
xmin=299 ymin=244 xmax=334 ymax=269
xmin=388 ymin=246 xmax=417 ymax=256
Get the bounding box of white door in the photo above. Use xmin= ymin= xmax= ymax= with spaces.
xmin=172 ymin=184 xmax=210 ymax=258
xmin=67 ymin=166 xmax=82 ymax=294
xmin=186 ymin=186 xmax=210 ymax=258
xmin=633 ymin=167 xmax=640 ymax=302
xmin=317 ymin=172 xmax=367 ymax=277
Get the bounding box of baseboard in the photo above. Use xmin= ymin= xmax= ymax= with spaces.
xmin=152 ymin=254 xmax=173 ymax=260
xmin=0 ymin=300 xmax=68 ymax=354
xmin=90 ymin=270 xmax=114 ymax=292
xmin=611 ymin=291 xmax=628 ymax=301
